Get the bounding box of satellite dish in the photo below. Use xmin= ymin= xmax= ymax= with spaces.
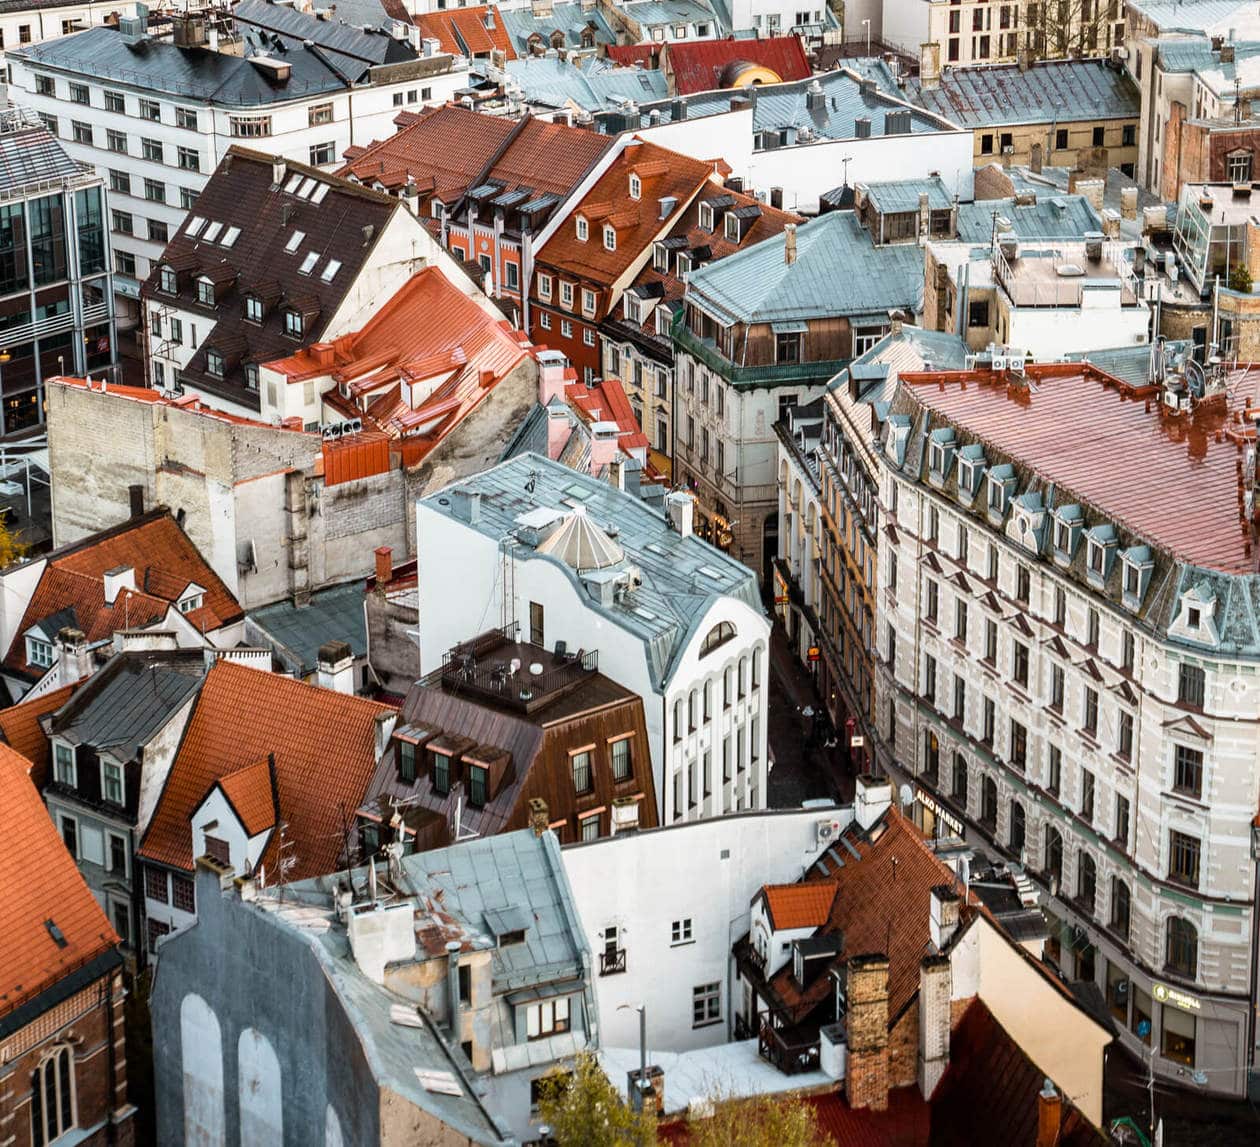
xmin=898 ymin=784 xmax=914 ymax=808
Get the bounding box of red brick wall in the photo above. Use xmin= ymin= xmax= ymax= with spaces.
xmin=0 ymin=971 xmax=133 ymax=1147
xmin=528 ymin=302 xmax=600 ymax=377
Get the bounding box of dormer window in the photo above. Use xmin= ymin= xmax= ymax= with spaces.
xmin=576 ymin=216 xmax=588 ymax=242
xmin=629 ymin=173 xmax=642 ymax=199
xmin=985 ymin=463 xmax=1015 ymax=516
xmin=927 ymin=427 xmax=957 ymax=481
xmin=676 ymin=252 xmax=691 ymax=276
xmin=582 ymin=288 xmax=596 ymax=316
xmin=53 ymin=742 xmax=75 ymax=786
xmin=1173 ymin=582 xmax=1218 ymax=646
xmin=196 ymin=277 xmax=214 ymax=306
xmin=724 ymin=213 xmax=741 ymax=242
xmin=957 ymin=444 xmax=985 ymax=499
xmin=538 ymin=273 xmax=552 ymax=301
xmin=244 ymin=295 xmax=263 ymax=323
xmin=560 ymin=281 xmax=574 ymax=308
xmin=1052 ymin=505 xmax=1083 ymax=564
xmin=27 ymin=636 xmax=53 ymax=670
xmin=244 ymin=364 xmax=259 ymax=390
xmin=1084 ymin=524 xmax=1117 ymax=585
xmin=1188 ymin=606 xmax=1201 ymax=628
xmin=624 ymin=295 xmax=640 ymax=324
xmin=284 ymin=309 xmax=304 ymax=337
xmin=699 ymin=202 xmax=714 ymax=231
xmin=178 ymin=591 xmax=204 ymax=614
xmin=1120 ymin=545 xmax=1153 ymax=610
xmin=603 ymin=224 xmax=616 ymax=251
xmin=159 ymin=265 xmax=177 ymax=294
xmin=653 ymin=242 xmax=670 ymax=272
xmin=206 ymin=349 xmax=224 ymax=378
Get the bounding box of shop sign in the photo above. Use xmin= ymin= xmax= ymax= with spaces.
xmin=807 ymin=645 xmax=821 ymax=662
xmin=1152 ymin=982 xmax=1200 ymax=1012
xmin=914 ymin=788 xmax=963 ymax=837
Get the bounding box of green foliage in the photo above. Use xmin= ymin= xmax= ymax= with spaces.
xmin=536 ymin=1053 xmax=657 ymax=1147
xmin=1229 ymin=263 xmax=1254 ymax=294
xmin=686 ymin=1092 xmax=837 ymax=1147
xmin=0 ymin=514 xmax=27 ymax=570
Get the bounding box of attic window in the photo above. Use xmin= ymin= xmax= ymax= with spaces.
xmin=603 ymin=225 xmax=617 ymax=251
xmin=244 ymin=295 xmax=263 ymax=322
xmin=629 ymin=173 xmax=642 ymax=199
xmin=284 ymin=309 xmax=304 ymax=338
xmin=299 ymin=251 xmax=319 ymax=275
xmin=206 ymin=349 xmax=224 ymax=378
xmin=221 ymin=225 xmax=241 ymax=248
xmin=284 ymin=230 xmax=306 ymax=253
xmin=203 ymin=221 xmax=223 ymax=243
xmin=576 ymin=216 xmax=588 ymax=242
xmin=653 ymin=242 xmax=669 ymax=272
xmin=297 ymin=177 xmax=317 ymax=199
xmin=1188 ymin=607 xmax=1201 ymax=629
xmin=159 ymin=266 xmax=177 ymax=294
xmin=311 ymin=183 xmax=330 ymax=204
xmin=284 ymin=173 xmax=303 ymax=193
xmin=498 ymin=928 xmax=526 ymax=946
xmin=676 ymin=252 xmax=691 ymax=276
xmin=27 ymin=636 xmax=53 ymax=669
xmin=186 ymin=215 xmax=207 ymax=237
xmin=320 ymin=259 xmax=342 ymax=282
xmin=699 ymin=203 xmax=714 ymax=230
xmin=196 ymin=278 xmax=214 ymax=306
xmin=178 ymin=592 xmax=204 ymax=614
xmin=724 ymin=213 xmax=741 ymax=242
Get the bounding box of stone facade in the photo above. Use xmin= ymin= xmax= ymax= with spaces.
xmin=846 ymin=954 xmax=891 ymax=1111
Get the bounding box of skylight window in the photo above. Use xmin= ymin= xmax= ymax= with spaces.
xmin=203 ymin=221 xmax=223 ymax=243
xmin=320 ymin=258 xmax=342 ymax=282
xmin=697 ymin=565 xmax=725 ymax=581
xmin=221 ymin=225 xmax=241 ymax=248
xmin=284 ymin=173 xmax=302 ymax=193
xmin=284 ymin=230 xmax=305 ymax=253
xmin=297 ymin=177 xmax=316 ymax=199
xmin=311 ymin=182 xmax=330 ymax=204
xmin=299 ymin=251 xmax=319 ymax=275
xmin=186 ymin=215 xmax=207 ymax=237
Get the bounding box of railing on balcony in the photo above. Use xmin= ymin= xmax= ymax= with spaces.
xmin=757 ymin=1020 xmax=821 ymax=1075
xmin=599 ymin=948 xmax=626 ymax=977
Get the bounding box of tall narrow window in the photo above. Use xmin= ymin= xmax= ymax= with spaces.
xmin=30 ymin=1045 xmax=75 ymax=1147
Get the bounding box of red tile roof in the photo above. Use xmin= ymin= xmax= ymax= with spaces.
xmin=0 ymin=744 xmax=117 ymax=1019
xmin=216 ymin=757 xmax=279 ymax=837
xmin=604 ymin=42 xmax=661 ymax=69
xmin=760 ymin=881 xmax=838 ymax=931
xmin=535 ymin=139 xmax=720 ymax=297
xmin=564 ymin=378 xmax=650 ymax=452
xmin=137 ymin=661 xmax=395 ymax=880
xmin=0 ymin=683 xmax=79 ymax=789
xmin=898 ymin=362 xmax=1260 ymax=575
xmin=664 ymin=35 xmax=812 ymax=96
xmin=930 ymin=999 xmax=1107 ymax=1146
xmin=3 ymin=511 xmax=244 ymax=680
xmin=268 ymin=268 xmax=533 ymax=467
xmin=415 ymin=5 xmax=516 ymax=60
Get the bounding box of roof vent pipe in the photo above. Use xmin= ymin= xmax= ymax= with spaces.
xmin=784 ymin=222 xmax=797 ymax=266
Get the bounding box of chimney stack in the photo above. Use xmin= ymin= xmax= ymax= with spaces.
xmin=528 ymin=797 xmax=549 ymax=836
xmin=608 ymin=458 xmax=624 ymax=491
xmin=917 ymin=954 xmax=951 ymax=1098
xmin=272 ymin=158 xmax=286 ymax=187
xmin=56 ymin=627 xmax=91 ymax=686
xmin=446 ymin=940 xmax=463 ymax=1034
xmin=854 ymin=773 xmax=893 ymax=831
xmin=374 ymin=546 xmax=393 ymax=589
xmin=919 ymin=41 xmax=940 ymax=90
xmin=103 ymin=566 xmax=136 ymax=607
xmin=846 ymin=954 xmax=891 ymax=1111
xmin=665 ymin=490 xmax=694 ymax=537
xmin=929 ymin=884 xmax=962 ymax=950
xmin=890 ymin=309 xmax=905 ymax=337
xmin=317 ymin=639 xmax=355 ymax=694
xmin=1036 ymin=1080 xmax=1063 ymax=1147
xmin=784 ymin=223 xmax=797 ymax=266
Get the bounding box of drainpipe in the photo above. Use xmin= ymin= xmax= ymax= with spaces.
xmin=1248 ymin=833 xmax=1260 ymax=1075
xmin=102 ymin=971 xmax=119 ymax=1146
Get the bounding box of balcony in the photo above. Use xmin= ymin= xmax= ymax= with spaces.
xmin=758 ymin=1019 xmax=820 ymax=1075
xmin=599 ymin=948 xmax=627 ymax=977
xmin=674 ymin=321 xmax=846 ymax=391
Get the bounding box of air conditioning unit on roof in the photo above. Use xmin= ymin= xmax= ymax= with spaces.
xmin=816 ymin=817 xmax=841 ymax=845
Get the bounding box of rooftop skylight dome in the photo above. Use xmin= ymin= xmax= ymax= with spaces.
xmin=535 ymin=504 xmax=625 ymax=572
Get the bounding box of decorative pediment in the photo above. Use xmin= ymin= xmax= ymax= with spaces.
xmin=1161 ymin=713 xmax=1212 ymax=743
xmin=1042 ymin=634 xmax=1070 ymax=659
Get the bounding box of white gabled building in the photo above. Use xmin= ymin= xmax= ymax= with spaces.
xmin=416 ymin=453 xmax=772 ymax=828
xmin=7 ymin=2 xmax=467 ymax=326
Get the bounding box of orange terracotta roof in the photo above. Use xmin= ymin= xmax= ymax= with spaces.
xmin=760 ymin=881 xmax=838 ymax=931
xmin=138 ymin=661 xmax=395 ymax=880
xmin=415 ymin=5 xmax=516 ymax=60
xmin=216 ymin=757 xmax=278 ymax=837
xmin=3 ymin=511 xmax=244 ymax=680
xmin=564 ymin=378 xmax=650 ymax=452
xmin=897 ymin=362 xmax=1260 ymax=575
xmin=0 ymin=744 xmax=118 ymax=1019
xmin=0 ymin=683 xmax=79 ymax=790
xmin=535 ymin=138 xmax=720 ymax=295
xmin=604 ymin=42 xmax=660 ymax=69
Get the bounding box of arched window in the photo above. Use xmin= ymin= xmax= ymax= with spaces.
xmin=1077 ymin=851 xmax=1097 ymax=915
xmin=1044 ymin=826 xmax=1063 ymax=884
xmin=1110 ymin=877 xmax=1131 ymax=941
xmin=30 ymin=1045 xmax=74 ymax=1147
xmin=1008 ymin=801 xmax=1025 ymax=855
xmin=980 ymin=776 xmax=997 ymax=826
xmin=700 ymin=622 xmax=736 ymax=657
xmin=1166 ymin=917 xmax=1198 ymax=979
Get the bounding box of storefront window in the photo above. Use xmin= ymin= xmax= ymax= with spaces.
xmin=1131 ymin=986 xmax=1152 ymax=1045
xmin=1106 ymin=961 xmax=1129 ymax=1024
xmin=1161 ymin=1004 xmax=1196 ymax=1066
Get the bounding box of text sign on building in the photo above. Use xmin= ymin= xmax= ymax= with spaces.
xmin=1152 ymin=982 xmax=1201 ymax=1012
xmin=914 ymin=788 xmax=964 ymax=837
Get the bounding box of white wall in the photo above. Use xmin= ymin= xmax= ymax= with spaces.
xmin=191 ymin=786 xmax=274 ymax=880
xmin=561 ymin=807 xmax=851 ymax=1053
xmin=1006 ymin=297 xmax=1150 ymax=358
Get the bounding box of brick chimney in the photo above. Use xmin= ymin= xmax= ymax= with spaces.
xmin=854 ymin=773 xmax=893 ymax=832
xmin=528 ymin=797 xmax=549 ymax=836
xmin=56 ymin=627 xmax=92 ymax=685
xmin=919 ymin=41 xmax=940 ymax=90
xmin=846 ymin=954 xmax=890 ymax=1111
xmin=929 ymin=884 xmax=961 ymax=950
xmin=317 ymin=640 xmax=355 ymax=694
xmin=917 ymin=954 xmax=951 ymax=1098
xmin=784 ymin=223 xmax=797 ymax=266
xmin=374 ymin=545 xmax=393 ymax=589
xmin=1037 ymin=1080 xmax=1062 ymax=1147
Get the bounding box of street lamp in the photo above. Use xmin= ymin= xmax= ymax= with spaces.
xmin=616 ymin=1003 xmax=649 ymax=1110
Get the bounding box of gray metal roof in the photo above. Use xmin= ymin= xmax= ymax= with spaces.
xmin=247 ymin=580 xmax=368 ymax=677
xmin=233 ymin=0 xmax=414 ymax=68
xmin=1155 ymin=35 xmax=1260 ymax=96
xmin=494 ymin=55 xmax=665 ymax=112
xmin=826 ymin=325 xmax=970 ymax=402
xmin=10 ymin=20 xmax=393 ymax=106
xmin=618 ymin=0 xmax=716 ymax=26
xmin=1127 ymin=0 xmax=1256 ymax=33
xmin=685 ymin=210 xmax=925 ymax=326
xmin=908 ymin=58 xmax=1140 ymax=128
xmin=497 ymin=2 xmax=617 ymax=55
xmin=420 ymin=454 xmax=762 ymax=689
xmin=955 ymin=194 xmax=1102 ymax=242
xmin=400 ymin=830 xmax=587 ymax=993
xmin=1063 ymin=340 xmax=1193 ymax=388
xmin=49 ymin=651 xmax=206 ymax=758
xmin=862 ymin=177 xmax=953 ymax=215
xmin=0 ymin=116 xmax=87 ymax=195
